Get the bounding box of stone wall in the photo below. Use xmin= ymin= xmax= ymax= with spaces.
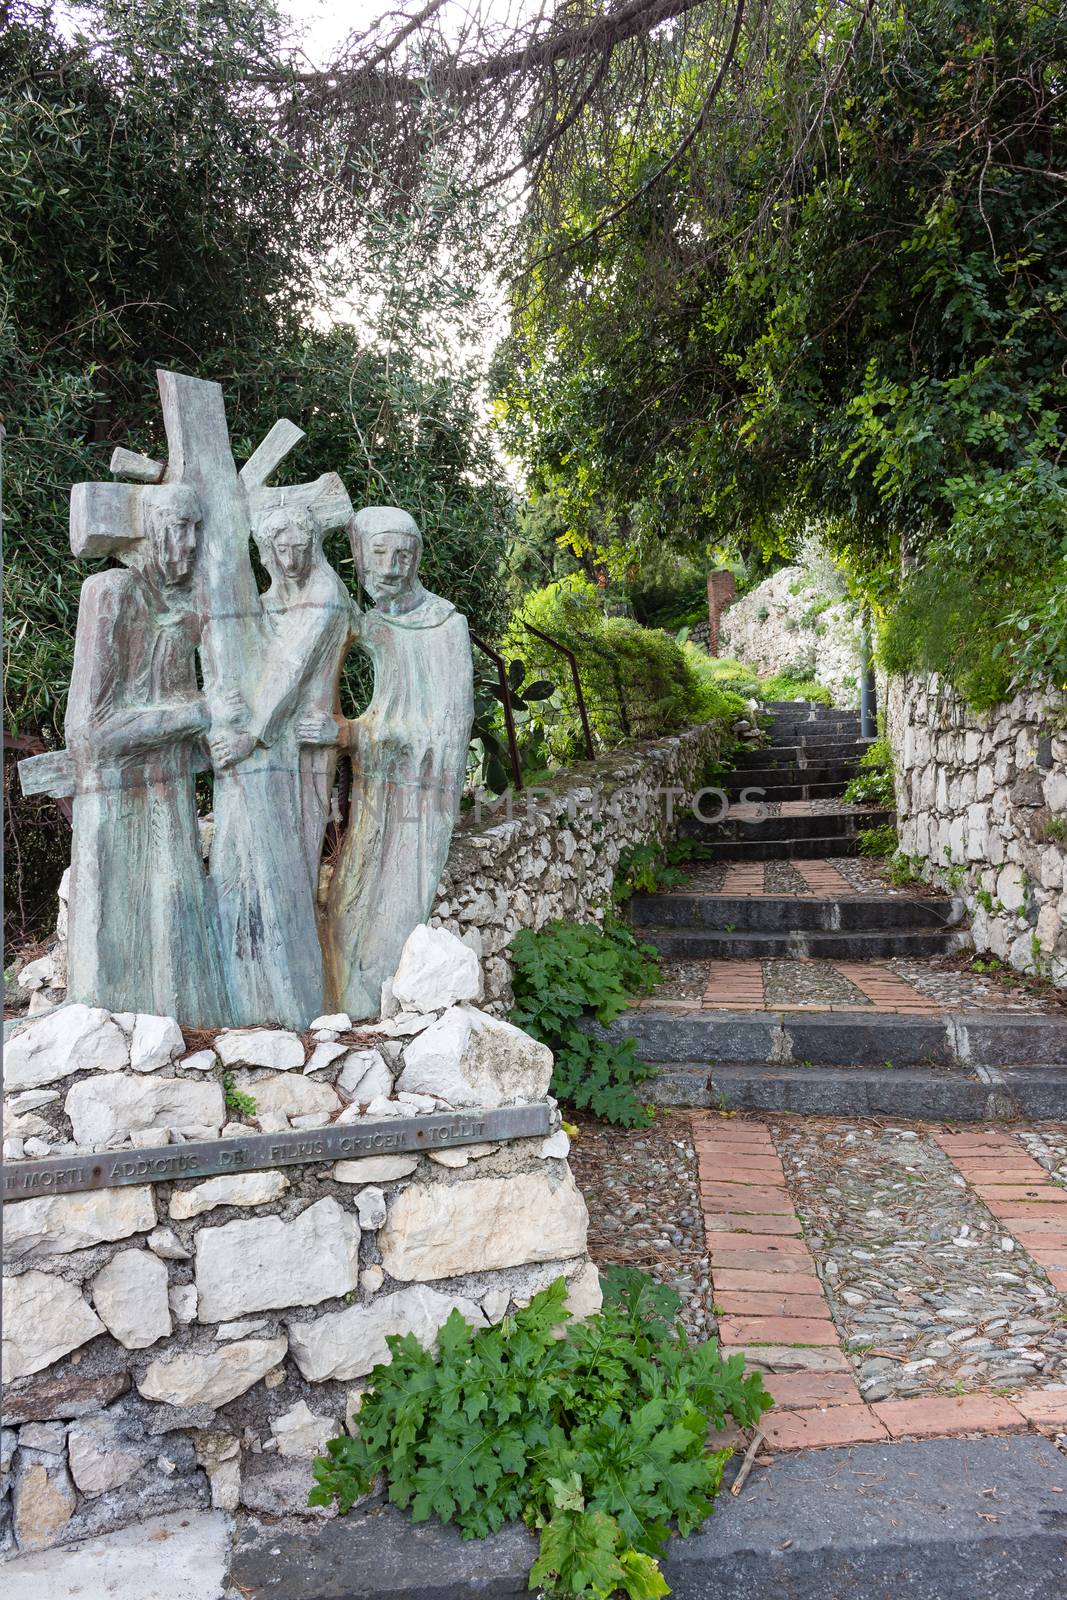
xmin=431 ymin=720 xmax=735 ymax=1011
xmin=1 ymin=933 xmax=597 ymax=1556
xmin=719 ymin=566 xmax=862 ymax=707
xmin=886 ymin=674 xmax=1067 ymax=987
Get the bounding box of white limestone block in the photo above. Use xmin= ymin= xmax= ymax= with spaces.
xmin=239 ymin=1072 xmax=339 ymax=1122
xmin=391 ymin=924 xmax=482 ymax=1014
xmin=194 ymin=1198 xmax=360 ymax=1322
xmin=379 ymin=1168 xmax=588 ymax=1281
xmin=5 ymin=1185 xmax=155 ymax=1260
xmin=304 ymin=1041 xmax=348 ymax=1074
xmin=129 ymin=1014 xmax=186 ymax=1072
xmin=397 ymin=1006 xmax=552 ymax=1109
xmin=91 ymin=1248 xmax=171 ymax=1348
xmin=332 ymin=1154 xmax=418 ymax=1184
xmin=213 ymin=1030 xmax=305 ymax=1071
xmin=169 ymin=1170 xmax=289 ymax=1221
xmin=138 ymin=1336 xmax=288 ymax=1408
xmin=288 ymin=1285 xmax=484 ymax=1382
xmin=5 ymin=1004 xmax=129 ymax=1090
xmin=2 ymin=1271 xmax=105 ymax=1382
xmin=337 ymin=1049 xmax=393 ymax=1102
xmin=67 ymin=1414 xmax=150 ymax=1496
xmin=65 ymin=1073 xmax=224 ymax=1146
xmin=270 ymin=1400 xmax=338 ymax=1458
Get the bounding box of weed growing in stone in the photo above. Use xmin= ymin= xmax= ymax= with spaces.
xmin=222 ymin=1073 xmax=256 ymax=1117
xmin=310 ymin=1271 xmax=772 ymax=1599
xmin=510 ymin=919 xmax=660 ymax=1126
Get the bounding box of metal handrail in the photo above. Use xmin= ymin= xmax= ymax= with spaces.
xmin=520 ymin=621 xmax=595 ymax=761
xmin=470 ymin=634 xmax=523 ymax=792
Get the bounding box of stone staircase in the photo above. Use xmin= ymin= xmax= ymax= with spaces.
xmin=607 ymin=702 xmax=1067 ymax=1120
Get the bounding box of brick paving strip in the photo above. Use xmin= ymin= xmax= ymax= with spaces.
xmin=693 ymin=1113 xmax=1067 ymax=1452
xmin=936 ymin=1131 xmax=1067 ymax=1297
xmin=698 ymin=959 xmax=945 ymax=1013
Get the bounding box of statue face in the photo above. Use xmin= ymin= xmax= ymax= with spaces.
xmin=269 ymin=521 xmax=314 ymax=584
xmin=358 ymin=530 xmax=420 ymax=604
xmin=154 ymin=511 xmax=199 ymax=588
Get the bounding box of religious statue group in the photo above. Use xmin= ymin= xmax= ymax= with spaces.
xmin=19 ymin=371 xmax=474 ymax=1030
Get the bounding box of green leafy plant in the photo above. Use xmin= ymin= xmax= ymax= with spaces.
xmin=843 ymin=738 xmax=895 ymax=807
xmin=757 ymin=673 xmax=833 ymax=706
xmin=857 ymin=822 xmax=899 ymax=858
xmin=614 ymin=839 xmax=715 ymax=902
xmin=471 ymin=656 xmax=558 ymax=793
xmin=887 ymin=851 xmax=925 ymax=886
xmin=510 ymin=919 xmax=660 ymax=1126
xmin=310 ymin=1270 xmax=773 ymax=1599
xmin=222 ymin=1073 xmax=257 ymax=1118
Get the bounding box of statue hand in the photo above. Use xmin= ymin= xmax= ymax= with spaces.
xmin=217 ymin=689 xmax=251 ymax=730
xmin=297 ymin=711 xmax=340 ymax=747
xmin=209 ymin=727 xmax=257 ymax=770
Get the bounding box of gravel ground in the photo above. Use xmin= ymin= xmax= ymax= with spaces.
xmin=651 ymin=960 xmax=707 ymax=1001
xmin=568 ymin=1111 xmax=715 ymax=1339
xmin=772 ymin=1118 xmax=1067 ymax=1400
xmin=664 ymin=862 xmax=728 ymax=893
xmin=764 ymin=861 xmax=817 ymax=894
xmin=763 ymin=958 xmax=863 ymax=1006
xmin=889 ymin=956 xmax=1057 ymax=1013
xmin=833 ymin=855 xmax=947 ymax=898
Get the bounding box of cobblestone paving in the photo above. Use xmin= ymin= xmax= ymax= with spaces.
xmin=763 ymin=959 xmax=863 ymax=1006
xmin=772 ymin=1119 xmax=1067 ymax=1401
xmin=764 ymin=861 xmax=811 ymax=894
xmin=568 ymin=1112 xmax=715 ymax=1339
xmin=1020 ymin=1127 xmax=1067 ymax=1185
xmin=831 ymin=855 xmax=942 ymax=897
xmin=652 ymin=960 xmax=708 ymax=1002
xmin=663 ymin=862 xmax=728 ymax=893
xmin=889 ymin=956 xmax=1059 ymax=1013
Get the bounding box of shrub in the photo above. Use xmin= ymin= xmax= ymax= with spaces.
xmin=758 ymin=673 xmax=833 ymax=706
xmin=857 ymin=822 xmax=898 ymax=857
xmin=510 ymin=919 xmax=659 ymax=1126
xmin=310 ymin=1270 xmax=774 ymax=1600
xmin=843 ymin=738 xmax=895 ymax=807
xmin=505 ymin=578 xmax=742 ymax=759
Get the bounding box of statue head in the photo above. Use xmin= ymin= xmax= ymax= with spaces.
xmin=139 ymin=483 xmax=201 ymax=588
xmin=256 ymin=502 xmax=316 ymax=587
xmin=350 ymin=506 xmax=423 ymax=611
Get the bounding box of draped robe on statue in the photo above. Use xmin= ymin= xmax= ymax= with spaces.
xmin=326 ymin=592 xmax=473 ymax=1019
xmin=65 ymin=569 xmax=230 ymax=1024
xmin=209 ymin=558 xmax=354 ymax=1026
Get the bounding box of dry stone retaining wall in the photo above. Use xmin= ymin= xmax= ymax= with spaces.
xmin=1 ymin=933 xmax=598 ymax=1556
xmin=431 ymin=720 xmax=735 ymax=1010
xmin=886 ymin=674 xmax=1067 ymax=987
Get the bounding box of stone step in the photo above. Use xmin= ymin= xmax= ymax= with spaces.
xmin=769 ymin=718 xmax=862 ymax=738
xmin=723 ymin=778 xmax=855 ymax=802
xmin=601 ymin=1008 xmax=1067 ymax=1068
xmin=638 ymin=927 xmax=965 ymax=961
xmin=763 ymin=700 xmax=859 ymax=716
xmin=630 ymin=893 xmax=957 ymax=931
xmin=704 ymin=808 xmax=893 ymax=843
xmin=227 ymin=1436 xmax=1067 ymax=1599
xmin=734 ymin=741 xmax=876 ymax=767
xmin=682 ymin=835 xmax=865 ymax=861
xmin=647 ymin=1060 xmax=1067 ymax=1121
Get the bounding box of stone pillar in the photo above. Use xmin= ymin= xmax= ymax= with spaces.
xmin=706 ymin=570 xmax=737 ymax=657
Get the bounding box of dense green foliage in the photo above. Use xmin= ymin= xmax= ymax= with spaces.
xmin=311 ymin=1270 xmax=773 ymax=1599
xmin=499 ymin=0 xmax=1066 ymax=707
xmin=503 ymin=576 xmax=747 ymax=759
xmin=510 ymin=918 xmax=660 ymax=1126
xmin=2 ymin=0 xmax=512 ymax=741
xmin=843 ymin=739 xmax=896 ymax=809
